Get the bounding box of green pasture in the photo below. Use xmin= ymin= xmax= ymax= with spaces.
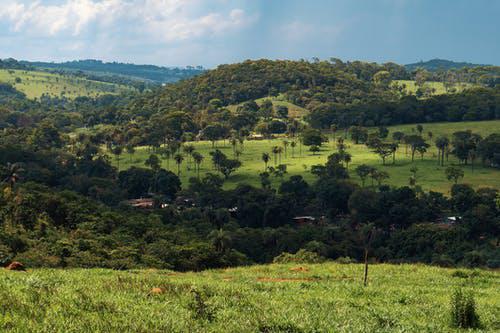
xmin=0 ymin=263 xmax=498 ymax=332
xmin=113 ymin=120 xmax=500 ymax=193
xmin=393 ymin=80 xmax=475 ymax=96
xmin=226 ymin=94 xmax=309 ymax=119
xmin=0 ymin=69 xmax=133 ymax=99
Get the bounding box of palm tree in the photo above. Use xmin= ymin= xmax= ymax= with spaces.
xmin=282 ymin=140 xmax=289 ymax=159
xmin=290 ymin=141 xmax=297 ymax=158
xmin=126 ymin=144 xmax=135 ymax=162
xmin=160 ymin=147 xmax=172 ymax=169
xmin=174 ymin=154 xmax=184 ymax=176
xmin=112 ymin=145 xmax=123 ymax=172
xmin=2 ymin=162 xmax=23 ymax=190
xmin=183 ymin=144 xmax=195 ymax=169
xmin=390 ymin=143 xmax=398 ymax=164
xmin=230 ymin=137 xmax=238 ymax=157
xmin=343 ymin=152 xmax=352 ymax=169
xmin=276 ymin=146 xmax=284 ymax=164
xmin=208 ymin=229 xmax=232 ymax=253
xmin=262 ymin=152 xmax=270 ymax=171
xmin=330 ymin=123 xmax=338 ymax=146
xmin=192 ymin=152 xmax=204 ymax=178
xmin=271 ymin=146 xmax=279 ymax=165
xmin=435 ymin=136 xmax=449 ymax=167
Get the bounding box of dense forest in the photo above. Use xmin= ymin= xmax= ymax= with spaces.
xmin=0 ymin=57 xmax=499 ymax=271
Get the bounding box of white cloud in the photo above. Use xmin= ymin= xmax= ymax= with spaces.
xmin=280 ymin=21 xmax=343 ymax=44
xmin=0 ymin=0 xmax=255 ymax=41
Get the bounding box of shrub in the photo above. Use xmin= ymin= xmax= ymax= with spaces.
xmin=187 ymin=287 xmax=215 ymax=322
xmin=335 ymin=256 xmax=356 ymax=264
xmin=450 ymin=288 xmax=481 ymax=329
xmin=273 ymin=249 xmax=326 ymax=264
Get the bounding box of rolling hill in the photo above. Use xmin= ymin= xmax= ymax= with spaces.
xmin=23 ymin=59 xmax=205 ymax=83
xmin=0 ymin=68 xmax=134 ymax=100
xmin=405 ymin=58 xmax=489 ymax=71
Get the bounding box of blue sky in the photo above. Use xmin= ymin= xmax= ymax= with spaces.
xmin=0 ymin=0 xmax=498 ymax=67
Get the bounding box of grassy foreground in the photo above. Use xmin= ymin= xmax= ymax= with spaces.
xmin=0 ymin=263 xmax=498 ymax=332
xmin=114 ymin=120 xmax=500 ymax=192
xmin=0 ymin=69 xmax=133 ymax=99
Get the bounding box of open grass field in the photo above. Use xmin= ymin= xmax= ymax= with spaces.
xmin=393 ymin=80 xmax=475 ymax=96
xmin=0 ymin=263 xmax=498 ymax=332
xmin=0 ymin=69 xmax=133 ymax=99
xmin=113 ymin=120 xmax=500 ymax=193
xmin=226 ymin=94 xmax=309 ymax=119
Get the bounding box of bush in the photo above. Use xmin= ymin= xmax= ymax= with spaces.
xmin=450 ymin=288 xmax=481 ymax=329
xmin=188 ymin=287 xmax=215 ymax=322
xmin=273 ymin=249 xmax=326 ymax=264
xmin=335 ymin=256 xmax=356 ymax=264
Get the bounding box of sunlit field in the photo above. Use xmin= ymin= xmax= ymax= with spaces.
xmin=393 ymin=80 xmax=475 ymax=96
xmin=112 ymin=120 xmax=500 ymax=193
xmin=0 ymin=263 xmax=498 ymax=332
xmin=0 ymin=69 xmax=133 ymax=99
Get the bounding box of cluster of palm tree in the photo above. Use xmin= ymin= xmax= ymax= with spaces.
xmin=355 ymin=164 xmax=390 ymax=187
xmin=145 ymin=141 xmax=205 ymax=177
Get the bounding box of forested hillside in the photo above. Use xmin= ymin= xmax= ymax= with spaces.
xmin=1 ymin=57 xmax=499 ymax=273
xmin=24 ymin=59 xmax=205 ymax=83
xmin=405 ymin=58 xmax=487 ymax=71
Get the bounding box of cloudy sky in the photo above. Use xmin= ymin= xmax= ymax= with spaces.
xmin=0 ymin=0 xmax=498 ymax=67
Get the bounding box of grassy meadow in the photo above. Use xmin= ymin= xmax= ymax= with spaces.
xmin=0 ymin=263 xmax=498 ymax=332
xmin=393 ymin=80 xmax=475 ymax=96
xmin=0 ymin=69 xmax=133 ymax=99
xmin=113 ymin=120 xmax=500 ymax=193
xmin=226 ymin=94 xmax=310 ymax=118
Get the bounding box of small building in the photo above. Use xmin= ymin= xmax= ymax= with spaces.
xmin=247 ymin=134 xmax=264 ymax=140
xmin=127 ymin=198 xmax=154 ymax=209
xmin=293 ymin=216 xmax=316 ymax=225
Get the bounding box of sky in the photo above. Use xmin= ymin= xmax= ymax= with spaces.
xmin=0 ymin=0 xmax=498 ymax=68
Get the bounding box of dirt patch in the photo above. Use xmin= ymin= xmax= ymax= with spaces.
xmin=5 ymin=262 xmax=25 ymax=271
xmin=150 ymin=287 xmax=164 ymax=295
xmin=222 ymin=277 xmax=233 ymax=281
xmin=257 ymin=277 xmax=317 ymax=282
xmin=290 ymin=266 xmax=309 ymax=272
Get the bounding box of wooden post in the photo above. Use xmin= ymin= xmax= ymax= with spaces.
xmin=363 ymin=247 xmax=369 ymax=286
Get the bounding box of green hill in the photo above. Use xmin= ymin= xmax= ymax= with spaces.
xmin=405 ymin=58 xmax=488 ymax=71
xmin=0 ymin=69 xmax=134 ymax=100
xmin=1 ymin=263 xmax=498 ymax=332
xmin=23 ymin=59 xmax=204 ymax=83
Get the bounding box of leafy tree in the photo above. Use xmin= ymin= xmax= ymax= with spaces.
xmin=276 ymin=105 xmax=289 ymax=119
xmin=262 ymin=152 xmax=270 ymax=170
xmin=446 ymin=166 xmax=464 ymax=184
xmin=174 ymin=153 xmax=184 ymax=176
xmin=355 ymin=164 xmax=373 ymax=187
xmin=301 ymin=128 xmax=323 ymax=146
xmin=349 ymin=126 xmax=368 ymax=144
xmin=372 ymin=143 xmax=393 ymax=165
xmin=219 ymin=158 xmax=241 ymax=179
xmin=392 ymin=131 xmax=405 ymax=143
xmin=145 ymin=154 xmax=161 ymax=172
xmin=309 ymin=145 xmax=320 ymax=155
xmin=378 ymin=126 xmax=389 ymax=139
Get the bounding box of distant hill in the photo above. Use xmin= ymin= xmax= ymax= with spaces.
xmin=405 ymin=59 xmax=489 ymax=71
xmin=21 ymin=59 xmax=205 ymax=83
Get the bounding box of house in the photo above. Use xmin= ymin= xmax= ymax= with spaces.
xmin=293 ymin=216 xmax=316 ymax=225
xmin=127 ymin=198 xmax=154 ymax=209
xmin=247 ymin=134 xmax=264 ymax=140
